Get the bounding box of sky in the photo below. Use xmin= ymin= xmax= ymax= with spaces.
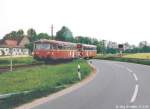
xmin=0 ymin=0 xmax=150 ymax=45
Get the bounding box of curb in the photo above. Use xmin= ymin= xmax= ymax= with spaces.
xmin=15 ymin=62 xmax=96 ymax=109
xmin=0 ymin=91 xmax=31 ymax=99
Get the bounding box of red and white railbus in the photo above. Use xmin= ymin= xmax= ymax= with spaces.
xmin=33 ymin=39 xmax=77 ymax=60
xmin=76 ymin=44 xmax=97 ymax=58
xmin=33 ymin=39 xmax=97 ymax=60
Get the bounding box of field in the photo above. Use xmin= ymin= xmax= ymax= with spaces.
xmin=123 ymin=53 xmax=150 ymax=59
xmin=0 ymin=59 xmax=91 ymax=109
xmin=95 ymin=53 xmax=150 ymax=66
xmin=96 ymin=53 xmax=150 ymax=59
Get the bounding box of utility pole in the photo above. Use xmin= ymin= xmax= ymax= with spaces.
xmin=51 ymin=24 xmax=53 ymax=40
xmin=102 ymin=40 xmax=106 ymax=55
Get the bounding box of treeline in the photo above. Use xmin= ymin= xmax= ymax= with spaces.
xmin=124 ymin=46 xmax=150 ymax=53
xmin=3 ymin=28 xmax=51 ymax=42
xmin=2 ymin=28 xmax=51 ymax=51
xmin=105 ymin=45 xmax=150 ymax=54
xmin=2 ymin=26 xmax=105 ymax=53
xmin=3 ymin=26 xmax=150 ymax=54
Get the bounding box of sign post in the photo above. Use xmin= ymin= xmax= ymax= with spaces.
xmin=118 ymin=44 xmax=124 ymax=57
xmin=10 ymin=47 xmax=13 ymax=72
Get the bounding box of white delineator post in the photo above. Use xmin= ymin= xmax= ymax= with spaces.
xmin=78 ymin=64 xmax=81 ymax=80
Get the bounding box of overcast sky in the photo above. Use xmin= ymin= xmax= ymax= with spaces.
xmin=0 ymin=0 xmax=150 ymax=45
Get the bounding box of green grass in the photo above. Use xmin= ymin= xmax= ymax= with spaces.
xmin=0 ymin=59 xmax=90 ymax=94
xmin=95 ymin=53 xmax=150 ymax=66
xmin=95 ymin=53 xmax=119 ymax=60
xmin=96 ymin=54 xmax=117 ymax=58
xmin=0 ymin=56 xmax=39 ymax=67
xmin=0 ymin=59 xmax=91 ymax=109
xmin=96 ymin=53 xmax=150 ymax=60
xmin=123 ymin=53 xmax=150 ymax=59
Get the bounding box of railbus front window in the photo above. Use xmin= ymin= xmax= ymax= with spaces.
xmin=35 ymin=43 xmax=51 ymax=50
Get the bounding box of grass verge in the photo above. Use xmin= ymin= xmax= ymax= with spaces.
xmin=95 ymin=55 xmax=150 ymax=65
xmin=0 ymin=59 xmax=91 ymax=109
xmin=0 ymin=56 xmax=40 ymax=67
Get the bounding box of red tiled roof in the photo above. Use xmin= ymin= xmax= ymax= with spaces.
xmin=4 ymin=40 xmax=17 ymax=47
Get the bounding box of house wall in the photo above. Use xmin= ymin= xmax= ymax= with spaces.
xmin=0 ymin=47 xmax=29 ymax=56
xmin=19 ymin=36 xmax=30 ymax=47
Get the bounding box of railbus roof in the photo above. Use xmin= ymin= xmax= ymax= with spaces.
xmin=34 ymin=39 xmax=76 ymax=46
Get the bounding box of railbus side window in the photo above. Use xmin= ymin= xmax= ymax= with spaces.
xmin=58 ymin=45 xmax=63 ymax=50
xmin=52 ymin=44 xmax=58 ymax=50
xmin=42 ymin=43 xmax=50 ymax=50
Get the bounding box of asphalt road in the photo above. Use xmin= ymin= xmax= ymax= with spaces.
xmin=32 ymin=59 xmax=150 ymax=109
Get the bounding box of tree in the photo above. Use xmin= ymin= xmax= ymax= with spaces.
xmin=56 ymin=26 xmax=73 ymax=42
xmin=100 ymin=40 xmax=106 ymax=54
xmin=4 ymin=31 xmax=17 ymax=40
xmin=27 ymin=28 xmax=37 ymax=42
xmin=106 ymin=48 xmax=118 ymax=54
xmin=25 ymin=43 xmax=33 ymax=52
xmin=17 ymin=29 xmax=24 ymax=37
xmin=91 ymin=38 xmax=99 ymax=45
xmin=74 ymin=36 xmax=85 ymax=43
xmin=4 ymin=29 xmax=24 ymax=40
xmin=4 ymin=33 xmax=11 ymax=40
xmin=96 ymin=42 xmax=101 ymax=53
xmin=74 ymin=36 xmax=92 ymax=44
xmin=37 ymin=33 xmax=51 ymax=40
xmin=139 ymin=41 xmax=148 ymax=48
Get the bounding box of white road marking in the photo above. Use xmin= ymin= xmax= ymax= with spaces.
xmin=126 ymin=68 xmax=133 ymax=72
xmin=133 ymin=73 xmax=138 ymax=81
xmin=126 ymin=68 xmax=139 ymax=103
xmin=126 ymin=67 xmax=138 ymax=81
xmin=130 ymin=84 xmax=139 ymax=103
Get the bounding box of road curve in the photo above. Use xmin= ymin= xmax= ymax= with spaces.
xmin=31 ymin=59 xmax=150 ymax=109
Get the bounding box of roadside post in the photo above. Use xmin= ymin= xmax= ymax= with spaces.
xmin=77 ymin=64 xmax=81 ymax=80
xmin=90 ymin=60 xmax=92 ymax=64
